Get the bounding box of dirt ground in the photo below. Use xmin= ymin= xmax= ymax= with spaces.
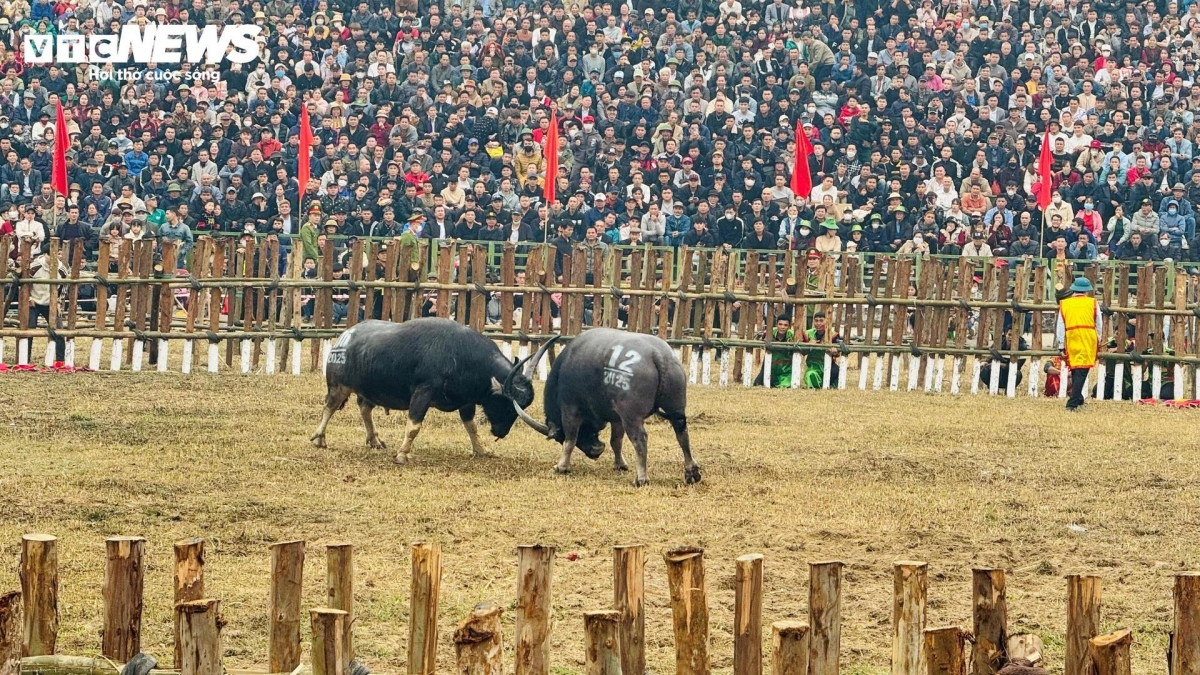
xmin=0 ymin=372 xmax=1196 ymax=675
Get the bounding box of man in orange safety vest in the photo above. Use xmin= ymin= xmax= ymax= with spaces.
xmin=1055 ymin=277 xmax=1103 ymax=410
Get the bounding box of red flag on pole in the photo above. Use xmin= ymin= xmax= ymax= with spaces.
xmin=297 ymin=105 xmax=312 ymax=206
xmin=543 ymin=110 xmax=558 ymax=206
xmin=1036 ymin=128 xmax=1053 ymax=209
xmin=51 ymin=100 xmax=67 ymax=197
xmin=790 ymin=120 xmax=813 ymax=199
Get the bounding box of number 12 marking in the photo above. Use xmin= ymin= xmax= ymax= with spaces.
xmin=608 ymin=345 xmax=642 ymax=373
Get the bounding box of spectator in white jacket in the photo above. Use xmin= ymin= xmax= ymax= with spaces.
xmin=639 ymin=202 xmax=667 ymax=244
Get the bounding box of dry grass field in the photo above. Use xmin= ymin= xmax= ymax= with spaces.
xmin=0 ymin=373 xmax=1197 ymax=675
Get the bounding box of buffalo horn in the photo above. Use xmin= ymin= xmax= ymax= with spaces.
xmin=512 ymin=400 xmax=551 ymax=436
xmin=523 ymin=335 xmax=561 ymax=380
xmin=503 ymin=335 xmax=561 ymax=396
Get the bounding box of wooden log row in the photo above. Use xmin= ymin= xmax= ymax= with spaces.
xmin=4 ymin=535 xmax=1192 ymax=675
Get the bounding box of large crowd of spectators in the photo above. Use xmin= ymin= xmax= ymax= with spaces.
xmin=0 ymin=0 xmax=1199 ymax=281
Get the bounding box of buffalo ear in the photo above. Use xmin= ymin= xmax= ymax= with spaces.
xmin=512 ymin=356 xmax=520 ymax=366
xmin=490 ymin=377 xmax=505 ymax=396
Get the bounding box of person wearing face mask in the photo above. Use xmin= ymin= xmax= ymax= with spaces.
xmin=862 ymin=212 xmax=890 ymax=252
xmin=1097 ymin=172 xmax=1127 ymax=223
xmin=1159 ymin=199 xmax=1188 ymax=244
xmin=1075 ymin=199 xmax=1104 ymax=240
xmin=1159 ymin=184 xmax=1196 ymax=239
xmin=1153 ymin=231 xmax=1183 ymax=262
xmin=570 ymin=115 xmax=601 ymax=169
xmin=514 ymin=131 xmax=546 ymax=188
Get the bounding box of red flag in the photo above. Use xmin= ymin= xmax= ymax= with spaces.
xmin=1036 ymin=128 xmax=1053 ymax=209
xmin=51 ymin=100 xmax=67 ymax=197
xmin=790 ymin=120 xmax=813 ymax=199
xmin=543 ymin=110 xmax=558 ymax=205
xmin=297 ymin=105 xmax=312 ymax=206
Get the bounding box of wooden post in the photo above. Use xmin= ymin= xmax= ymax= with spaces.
xmin=268 ymin=541 xmax=305 ymax=673
xmin=924 ymin=628 xmax=968 ymax=675
xmin=1066 ymin=575 xmax=1102 ymax=675
xmin=808 ymin=562 xmax=843 ymax=675
xmin=584 ymin=610 xmax=621 ymax=675
xmin=311 ymin=608 xmax=350 ymax=675
xmin=893 ymin=562 xmax=928 ymax=675
xmin=0 ymin=591 xmax=20 ymax=675
xmin=177 ymin=599 xmax=221 ymax=675
xmin=409 ymin=542 xmax=441 ymax=675
xmin=1088 ymin=629 xmax=1132 ymax=675
xmin=664 ymin=547 xmax=709 ymax=675
xmin=174 ymin=539 xmax=206 ymax=668
xmin=19 ymin=534 xmax=57 ymax=657
xmin=454 ymin=603 xmax=503 ymax=675
xmin=772 ymin=622 xmax=809 ymax=675
xmin=735 ymin=554 xmax=764 ymax=675
xmin=971 ymin=569 xmax=1007 ymax=675
xmin=1173 ymin=574 xmax=1200 ymax=675
xmin=613 ymin=545 xmax=645 ymax=675
xmin=515 ymin=545 xmax=555 ymax=675
xmin=326 ymin=544 xmax=354 ymax=660
xmin=101 ymin=536 xmax=145 ymax=662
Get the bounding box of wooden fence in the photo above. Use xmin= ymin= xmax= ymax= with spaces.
xmin=0 ymin=534 xmax=1183 ymax=675
xmin=2 ymin=235 xmax=1199 ymax=401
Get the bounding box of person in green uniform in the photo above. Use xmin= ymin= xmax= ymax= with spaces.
xmin=756 ymin=314 xmax=796 ymax=387
xmin=801 ymin=311 xmax=842 ymax=388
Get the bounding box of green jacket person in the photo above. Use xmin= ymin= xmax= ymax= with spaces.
xmin=800 ymin=310 xmax=842 ymax=388
xmin=763 ymin=315 xmax=796 ymax=388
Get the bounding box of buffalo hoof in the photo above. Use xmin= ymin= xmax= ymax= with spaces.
xmin=614 ymin=461 xmax=629 ymax=472
xmin=553 ymin=464 xmax=572 ymax=475
xmin=684 ymin=466 xmax=703 ymax=485
xmin=367 ymin=437 xmax=387 ymax=450
xmin=633 ymin=477 xmax=650 ymax=488
xmin=310 ymin=434 xmax=327 ymax=449
xmin=394 ymin=453 xmax=411 ymax=465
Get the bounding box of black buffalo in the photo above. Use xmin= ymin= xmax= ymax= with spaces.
xmin=310 ymin=318 xmax=552 ymax=463
xmin=515 ymin=329 xmax=701 ymax=486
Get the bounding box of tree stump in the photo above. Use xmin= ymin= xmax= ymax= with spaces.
xmin=584 ymin=610 xmax=621 ymax=675
xmin=268 ymin=541 xmax=305 ymax=674
xmin=808 ymin=561 xmax=843 ymax=675
xmin=664 ymin=547 xmax=709 ymax=675
xmin=177 ymin=599 xmax=221 ymax=675
xmin=408 ymin=542 xmax=440 ymax=675
xmin=734 ymin=555 xmax=764 ymax=675
xmin=102 ymin=537 xmax=145 ymax=662
xmin=1173 ymin=574 xmax=1200 ymax=675
xmin=613 ymin=545 xmax=645 ymax=675
xmin=924 ymin=628 xmax=968 ymax=675
xmin=173 ymin=539 xmax=205 ymax=669
xmin=19 ymin=534 xmax=58 ymax=658
xmin=326 ymin=544 xmax=354 ymax=661
xmin=971 ymin=569 xmax=1007 ymax=675
xmin=515 ymin=545 xmax=554 ymax=675
xmin=893 ymin=562 xmax=928 ymax=675
xmin=1066 ymin=575 xmax=1101 ymax=675
xmin=0 ymin=591 xmax=21 ymax=675
xmin=454 ymin=603 xmax=503 ymax=675
xmin=1088 ymin=629 xmax=1131 ymax=675
xmin=771 ymin=621 xmax=808 ymax=675
xmin=311 ymin=608 xmax=349 ymax=675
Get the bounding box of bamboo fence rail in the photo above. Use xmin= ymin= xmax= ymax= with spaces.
xmin=2 ymin=235 xmax=1198 ymax=400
